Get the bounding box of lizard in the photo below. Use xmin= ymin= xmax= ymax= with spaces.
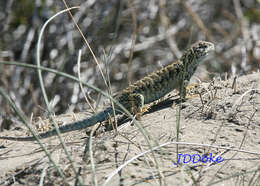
xmin=0 ymin=41 xmax=214 ymax=141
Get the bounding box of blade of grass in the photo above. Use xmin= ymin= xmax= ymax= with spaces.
xmin=36 ymin=7 xmax=84 ymax=185
xmin=77 ymin=49 xmax=96 ymax=113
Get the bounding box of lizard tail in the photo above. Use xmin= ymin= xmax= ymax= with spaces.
xmin=0 ymin=107 xmax=115 ymax=141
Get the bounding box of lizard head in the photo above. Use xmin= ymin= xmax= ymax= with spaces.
xmin=191 ymin=41 xmax=215 ymax=61
xmin=180 ymin=41 xmax=215 ymax=76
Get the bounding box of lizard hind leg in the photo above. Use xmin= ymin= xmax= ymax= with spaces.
xmin=129 ymin=93 xmax=146 ymax=120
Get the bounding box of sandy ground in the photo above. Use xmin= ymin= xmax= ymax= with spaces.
xmin=0 ymin=72 xmax=260 ymax=185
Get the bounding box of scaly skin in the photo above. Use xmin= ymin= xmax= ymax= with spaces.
xmin=0 ymin=41 xmax=214 ymax=141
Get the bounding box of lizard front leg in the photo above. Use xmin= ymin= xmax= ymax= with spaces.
xmin=179 ymin=79 xmax=188 ymax=101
